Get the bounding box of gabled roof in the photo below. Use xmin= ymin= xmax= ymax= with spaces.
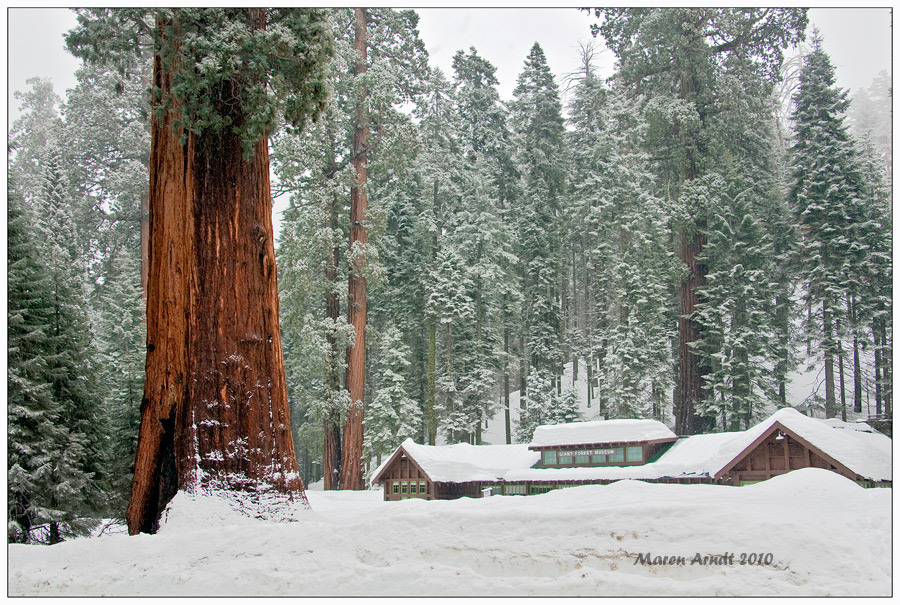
xmin=372 ymin=438 xmax=540 ymax=484
xmin=710 ymin=408 xmax=892 ymax=482
xmin=529 ymin=418 xmax=676 ymax=448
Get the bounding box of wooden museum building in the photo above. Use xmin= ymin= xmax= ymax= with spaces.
xmin=372 ymin=408 xmax=891 ymax=501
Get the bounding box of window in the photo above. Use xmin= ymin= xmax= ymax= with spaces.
xmin=392 ymin=481 xmax=399 ymax=494
xmin=590 ymin=454 xmax=606 ymax=464
xmin=542 ymin=450 xmax=557 ymax=466
xmin=503 ymin=483 xmax=527 ymax=495
xmin=626 ymin=446 xmax=643 ymax=462
xmin=529 ymin=485 xmax=554 ymax=495
xmin=401 ymin=482 xmax=408 ymax=494
xmin=608 ymin=448 xmax=624 ymax=462
xmin=558 ymin=453 xmax=573 ymax=465
xmin=574 ymin=454 xmax=590 ymax=465
xmin=419 ymin=481 xmax=427 ymax=494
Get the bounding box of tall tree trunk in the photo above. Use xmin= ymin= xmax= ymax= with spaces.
xmin=676 ymin=225 xmax=707 ymax=434
xmin=674 ymin=57 xmax=710 ymax=437
xmin=322 ymin=112 xmax=343 ymax=491
xmin=823 ymin=299 xmax=837 ymax=418
xmin=775 ymin=291 xmax=789 ymax=406
xmin=503 ymin=324 xmax=511 ymax=444
xmin=879 ymin=315 xmax=894 ymax=418
xmin=873 ymin=325 xmax=883 ymax=416
xmin=323 ymin=192 xmax=343 ymax=490
xmin=838 ymin=338 xmax=847 ymax=421
xmin=446 ymin=321 xmax=454 ymax=441
xmin=127 ymin=11 xmax=305 ymax=535
xmin=140 ymin=190 xmax=149 ymax=302
xmin=426 ymin=180 xmax=440 ymax=445
xmin=426 ymin=319 xmax=437 ymax=444
xmin=851 ymin=295 xmax=862 ymax=414
xmin=341 ymin=7 xmax=368 ymax=490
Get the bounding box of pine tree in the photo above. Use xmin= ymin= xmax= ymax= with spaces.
xmin=8 ymin=187 xmax=65 ymax=543
xmin=593 ymin=8 xmax=807 ymax=434
xmin=851 ymin=133 xmax=892 ymax=416
xmin=34 ymin=145 xmax=106 ymax=533
xmin=93 ymin=249 xmax=146 ymax=514
xmin=510 ymin=43 xmax=569 ymax=416
xmin=8 ymin=180 xmax=99 ymax=544
xmin=8 ymin=78 xmax=64 ymax=205
xmin=789 ymin=32 xmax=865 ymax=418
xmin=569 ymin=72 xmax=678 ymax=422
xmin=409 ymin=66 xmax=464 ymax=444
xmin=62 ymin=60 xmax=151 ymax=287
xmin=365 ymin=325 xmax=420 ymax=463
xmin=696 ymin=188 xmax=778 ymax=430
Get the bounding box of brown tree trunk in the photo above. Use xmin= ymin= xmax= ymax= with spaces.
xmin=322 ymin=198 xmax=342 ymax=490
xmin=851 ymin=296 xmax=862 ymax=414
xmin=823 ymin=300 xmax=836 ymax=418
xmin=675 ymin=225 xmax=707 ymax=435
xmin=426 ymin=180 xmax=439 ymax=445
xmin=874 ymin=325 xmax=883 ymax=416
xmin=341 ymin=7 xmax=368 ymax=490
xmin=838 ymin=338 xmax=846 ymax=422
xmin=674 ymin=63 xmax=709 ymax=436
xmin=140 ymin=189 xmax=149 ymax=302
xmin=322 ymin=115 xmax=343 ymax=491
xmin=503 ymin=324 xmax=511 ymax=445
xmin=126 ymin=12 xmax=306 ymax=535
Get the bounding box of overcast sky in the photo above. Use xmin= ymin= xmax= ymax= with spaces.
xmin=8 ymin=7 xmax=892 ymax=121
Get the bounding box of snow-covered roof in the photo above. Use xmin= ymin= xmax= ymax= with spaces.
xmin=529 ymin=418 xmax=676 ymax=448
xmin=374 ymin=409 xmax=891 ymax=486
xmin=737 ymin=408 xmax=891 ymax=482
xmin=375 ymin=438 xmax=540 ymax=484
xmin=621 ymin=408 xmax=892 ymax=482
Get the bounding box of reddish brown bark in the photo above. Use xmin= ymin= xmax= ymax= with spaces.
xmin=140 ymin=190 xmax=149 ymax=301
xmin=126 ymin=12 xmax=306 ymax=535
xmin=675 ymin=225 xmax=707 ymax=435
xmin=341 ymin=7 xmax=368 ymax=490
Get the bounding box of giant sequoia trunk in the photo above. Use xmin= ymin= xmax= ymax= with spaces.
xmin=341 ymin=7 xmax=369 ymax=490
xmin=675 ymin=225 xmax=708 ymax=435
xmin=126 ymin=13 xmax=306 ymax=535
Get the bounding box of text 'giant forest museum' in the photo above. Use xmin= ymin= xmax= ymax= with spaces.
xmin=373 ymin=408 xmax=891 ymax=501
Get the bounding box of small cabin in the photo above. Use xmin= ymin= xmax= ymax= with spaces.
xmin=371 ymin=409 xmax=891 ymax=500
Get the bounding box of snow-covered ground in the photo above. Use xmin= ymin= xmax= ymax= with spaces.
xmin=7 ymin=468 xmax=890 ymax=597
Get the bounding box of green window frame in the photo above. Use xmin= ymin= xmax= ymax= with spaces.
xmin=392 ymin=481 xmax=399 ymax=494
xmin=542 ymin=450 xmax=557 ymax=466
xmin=590 ymin=454 xmax=606 ymax=464
xmin=529 ymin=485 xmax=554 ymax=494
xmin=503 ymin=483 xmax=527 ymax=495
xmin=608 ymin=448 xmax=624 ymax=462
xmin=400 ymin=482 xmax=408 ymax=494
xmin=419 ymin=481 xmax=427 ymax=494
xmin=574 ymin=454 xmax=590 ymax=465
xmin=626 ymin=446 xmax=642 ymax=462
xmin=558 ymin=452 xmax=573 ymax=465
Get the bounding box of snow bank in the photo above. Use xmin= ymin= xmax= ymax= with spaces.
xmin=8 ymin=468 xmax=890 ymax=597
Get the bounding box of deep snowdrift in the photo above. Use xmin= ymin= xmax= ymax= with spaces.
xmin=7 ymin=468 xmax=891 ymax=596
